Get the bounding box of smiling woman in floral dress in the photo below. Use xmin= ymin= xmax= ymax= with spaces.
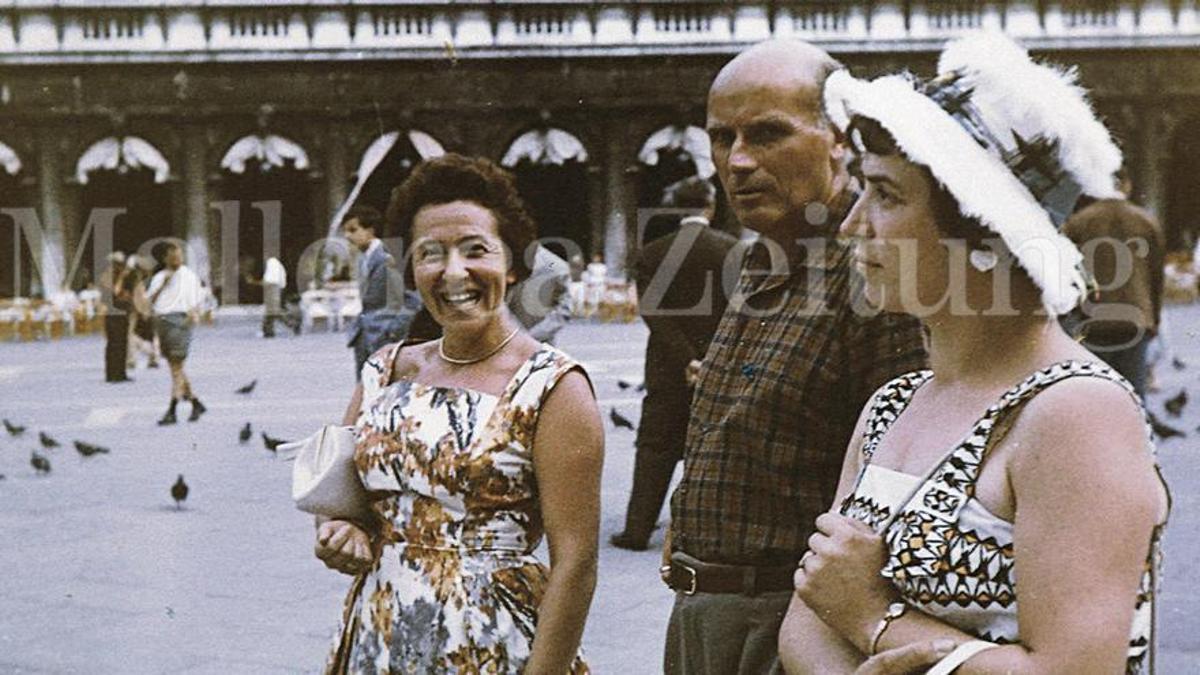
xmin=315 ymin=154 xmax=602 ymax=674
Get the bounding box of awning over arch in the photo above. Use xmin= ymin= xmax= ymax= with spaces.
xmin=406 ymin=130 xmax=446 ymax=161
xmin=75 ymin=136 xmax=170 ymax=184
xmin=220 ymin=134 xmax=311 ymax=174
xmin=501 ymin=128 xmax=588 ymax=167
xmin=354 ymin=129 xmax=446 ymax=180
xmin=0 ymin=140 xmax=21 ymax=176
xmin=638 ymin=125 xmax=715 ymax=179
xmin=326 ymin=129 xmax=447 ymax=237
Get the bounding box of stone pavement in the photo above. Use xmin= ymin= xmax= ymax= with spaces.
xmin=0 ymin=307 xmax=1198 ymax=673
xmin=0 ymin=317 xmax=672 ymax=674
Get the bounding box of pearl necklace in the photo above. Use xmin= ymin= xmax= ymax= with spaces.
xmin=437 ymin=327 xmax=521 ymax=365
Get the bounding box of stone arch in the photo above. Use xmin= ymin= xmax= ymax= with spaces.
xmin=329 ymin=128 xmax=448 ymax=236
xmin=73 ymin=135 xmax=174 ymax=274
xmin=501 ymin=126 xmax=592 ymax=258
xmin=0 ymin=139 xmax=35 ymax=297
xmin=501 ymin=126 xmax=589 ymax=167
xmin=75 ymin=135 xmax=171 ymax=185
xmin=636 ymin=123 xmax=715 ymax=209
xmin=217 ymin=132 xmax=316 ymax=294
xmin=219 ymin=132 xmax=311 ymax=175
xmin=0 ymin=139 xmax=21 ymax=177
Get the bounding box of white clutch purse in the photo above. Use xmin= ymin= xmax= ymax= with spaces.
xmin=284 ymin=424 xmax=373 ymax=522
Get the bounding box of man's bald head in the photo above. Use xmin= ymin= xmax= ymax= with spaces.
xmin=705 ymin=40 xmax=848 ymax=241
xmin=709 ymin=40 xmax=842 ymax=125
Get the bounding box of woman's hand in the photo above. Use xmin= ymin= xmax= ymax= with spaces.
xmin=853 ymin=639 xmax=956 ymax=675
xmin=794 ymin=512 xmax=895 ymax=648
xmin=315 ymin=519 xmax=373 ymax=575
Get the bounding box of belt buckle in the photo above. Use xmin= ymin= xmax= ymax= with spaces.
xmin=679 ymin=563 xmax=698 ymax=596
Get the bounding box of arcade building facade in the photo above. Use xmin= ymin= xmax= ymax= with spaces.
xmin=1 ymin=0 xmax=1198 ymax=299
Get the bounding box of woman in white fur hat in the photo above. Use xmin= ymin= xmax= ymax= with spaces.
xmin=779 ymin=33 xmax=1169 ymax=674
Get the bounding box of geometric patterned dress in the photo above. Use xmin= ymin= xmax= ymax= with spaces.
xmin=839 ymin=360 xmax=1169 ymax=674
xmin=325 ymin=342 xmax=590 ymax=674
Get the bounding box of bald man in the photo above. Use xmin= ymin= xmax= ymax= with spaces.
xmin=659 ymin=40 xmax=927 ymax=673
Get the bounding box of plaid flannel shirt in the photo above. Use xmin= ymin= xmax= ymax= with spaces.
xmin=670 ymin=191 xmax=928 ymax=566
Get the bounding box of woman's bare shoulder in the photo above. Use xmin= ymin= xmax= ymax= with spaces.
xmin=1015 ymin=373 xmax=1144 ymax=436
xmin=390 ymin=340 xmax=434 ymax=382
xmin=1004 ymin=373 xmax=1157 ymax=493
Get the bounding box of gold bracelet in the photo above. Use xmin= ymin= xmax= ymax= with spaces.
xmin=868 ymin=602 xmax=908 ymax=656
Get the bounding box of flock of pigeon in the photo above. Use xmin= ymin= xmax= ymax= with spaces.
xmin=1 ymin=377 xmax=294 ymax=510
xmin=2 ymin=360 xmax=1189 ymax=509
xmin=0 ymin=420 xmax=111 ymax=481
xmin=2 ymin=371 xmax=640 ymax=512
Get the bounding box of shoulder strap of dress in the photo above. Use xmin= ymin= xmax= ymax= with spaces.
xmin=504 ymin=344 xmax=589 ymax=410
xmin=841 ymin=370 xmax=933 ymax=514
xmin=895 ymin=360 xmax=1139 ymax=526
xmin=990 ymin=359 xmax=1133 ymax=417
xmin=861 ymin=370 xmax=933 ymax=462
xmin=359 ymin=340 xmax=406 ymax=400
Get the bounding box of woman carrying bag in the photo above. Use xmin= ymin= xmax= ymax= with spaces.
xmin=314 ymin=154 xmax=603 ymax=674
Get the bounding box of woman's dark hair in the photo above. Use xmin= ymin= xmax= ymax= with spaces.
xmin=847 ymin=115 xmax=991 ymax=249
xmin=386 ymin=153 xmax=537 ymax=283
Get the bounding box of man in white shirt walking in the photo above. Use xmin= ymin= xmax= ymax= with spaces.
xmin=146 ymin=242 xmax=207 ymax=425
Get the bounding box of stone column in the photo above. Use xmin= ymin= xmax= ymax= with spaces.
xmin=33 ymin=126 xmax=66 ymax=295
xmin=324 ymin=121 xmax=349 ymax=238
xmin=1134 ymin=107 xmax=1171 ymax=225
xmin=600 ymin=115 xmax=635 ymax=278
xmin=181 ymin=123 xmax=212 ymax=284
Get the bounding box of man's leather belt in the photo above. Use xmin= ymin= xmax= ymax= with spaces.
xmin=666 ymin=552 xmax=795 ymax=596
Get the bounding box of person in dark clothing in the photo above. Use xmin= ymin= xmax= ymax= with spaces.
xmin=611 ymin=177 xmax=740 ymax=551
xmin=100 ymin=252 xmax=132 ymax=383
xmin=1062 ymin=170 xmax=1165 ymax=396
xmin=342 ymin=206 xmax=423 ymax=377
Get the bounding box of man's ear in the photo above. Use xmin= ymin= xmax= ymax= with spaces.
xmin=828 ymin=124 xmax=849 ymax=164
xmin=826 ymin=127 xmax=851 ymax=187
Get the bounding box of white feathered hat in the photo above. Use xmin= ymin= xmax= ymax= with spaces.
xmin=823 ymin=32 xmax=1122 ymax=315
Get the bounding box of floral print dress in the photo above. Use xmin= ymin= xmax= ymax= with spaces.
xmin=326 ymin=342 xmax=590 ymax=674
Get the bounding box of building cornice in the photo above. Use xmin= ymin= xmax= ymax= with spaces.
xmin=0 ymin=1 xmax=1198 ymax=65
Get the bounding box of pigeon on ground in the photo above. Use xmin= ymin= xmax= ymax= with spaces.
xmin=31 ymin=451 xmax=51 ymax=475
xmin=239 ymin=423 xmax=252 ymax=444
xmin=1147 ymin=411 xmax=1186 ymax=440
xmin=236 ymin=380 xmax=257 ymax=395
xmin=171 ymin=475 xmax=189 ymax=510
xmin=39 ymin=432 xmax=59 ymax=449
xmin=262 ymin=432 xmax=289 ymax=453
xmin=609 ymin=408 xmax=636 ymax=431
xmin=1164 ymin=389 xmax=1188 ymax=418
xmin=3 ymin=419 xmax=25 ymax=436
xmin=73 ymin=441 xmax=110 ymax=458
